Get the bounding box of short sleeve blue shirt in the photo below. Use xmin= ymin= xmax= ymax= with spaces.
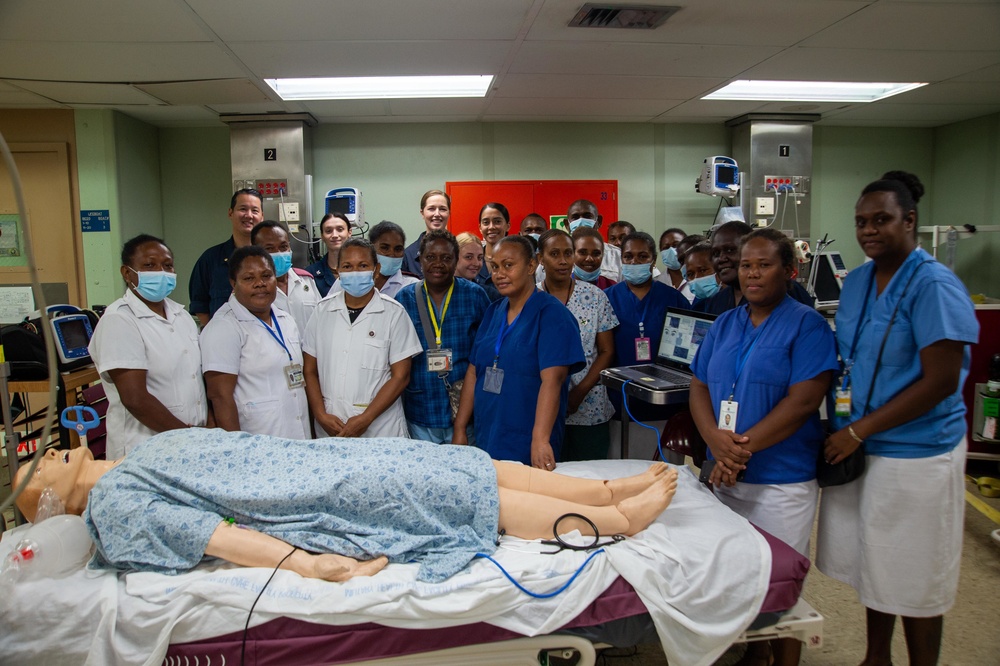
xmin=189 ymin=237 xmax=235 ymax=317
xmin=604 ymin=281 xmax=689 ymax=366
xmin=833 ymin=247 xmax=979 ymax=457
xmin=396 ymin=278 xmax=492 ymax=429
xmin=470 ymin=291 xmax=586 ymax=464
xmin=690 ymin=297 xmax=839 ymax=484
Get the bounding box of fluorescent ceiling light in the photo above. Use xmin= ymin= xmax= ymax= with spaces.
xmin=703 ymin=80 xmax=927 ymax=103
xmin=265 ymin=75 xmax=494 ymax=100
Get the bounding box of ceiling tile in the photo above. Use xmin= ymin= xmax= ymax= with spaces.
xmin=509 ymin=42 xmax=783 ymax=78
xmin=12 ymin=81 xmax=163 ymax=105
xmin=113 ymin=105 xmax=222 ymax=126
xmin=486 ymin=97 xmax=673 ymax=118
xmin=228 ymin=40 xmax=512 ymax=78
xmin=495 ymin=73 xmax=721 ymax=100
xmin=0 ymin=42 xmax=245 ymax=82
xmin=741 ymin=47 xmax=1000 ymax=82
xmin=0 ymin=0 xmax=209 ymax=42
xmin=803 ymin=2 xmax=1000 ymax=51
xmin=821 ymin=102 xmax=1000 ymax=125
xmin=136 ymin=80 xmax=273 ymax=105
xmin=190 ymin=0 xmax=534 ymax=41
xmin=387 ymin=98 xmax=488 ymax=116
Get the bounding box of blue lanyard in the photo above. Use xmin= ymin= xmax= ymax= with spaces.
xmin=494 ymin=293 xmax=533 ymax=366
xmin=258 ymin=309 xmax=292 ymax=362
xmin=728 ymin=307 xmax=774 ymax=400
xmin=842 ymin=271 xmax=876 ymax=389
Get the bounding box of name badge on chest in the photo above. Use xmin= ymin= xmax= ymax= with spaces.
xmin=635 ymin=337 xmax=652 ymax=362
xmin=834 ymin=389 xmax=852 ymax=417
xmin=718 ymin=400 xmax=739 ymax=432
xmin=285 ymin=363 xmax=305 ymax=389
xmin=427 ymin=348 xmax=453 ymax=373
xmin=484 ymin=365 xmax=504 ymax=394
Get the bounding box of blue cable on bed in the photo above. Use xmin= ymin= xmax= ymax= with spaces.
xmin=473 ymin=548 xmax=606 ymax=599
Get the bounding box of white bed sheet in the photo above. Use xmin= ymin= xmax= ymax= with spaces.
xmin=0 ymin=460 xmax=769 ymax=666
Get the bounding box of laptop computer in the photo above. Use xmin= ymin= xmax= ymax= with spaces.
xmin=604 ymin=307 xmax=717 ymax=391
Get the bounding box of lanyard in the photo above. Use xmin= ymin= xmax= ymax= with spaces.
xmin=729 ymin=307 xmax=775 ymax=400
xmin=423 ymin=281 xmax=454 ymax=346
xmin=258 ymin=309 xmax=292 ymax=362
xmin=494 ymin=292 xmax=533 ymax=366
xmin=842 ymin=271 xmax=876 ymax=389
xmin=634 ymin=289 xmax=652 ymax=338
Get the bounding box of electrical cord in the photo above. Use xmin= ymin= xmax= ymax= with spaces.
xmin=0 ymin=128 xmax=59 ymax=523
xmin=620 ymin=381 xmax=669 ymax=463
xmin=473 ymin=548 xmax=605 ymax=599
xmin=241 ymin=546 xmax=298 ymax=666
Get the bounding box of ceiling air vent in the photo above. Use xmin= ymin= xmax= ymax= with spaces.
xmin=569 ymin=4 xmax=680 ymax=29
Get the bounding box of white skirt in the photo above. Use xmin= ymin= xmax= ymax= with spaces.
xmin=714 ymin=480 xmax=818 ymax=557
xmin=816 ymin=440 xmax=966 ymax=617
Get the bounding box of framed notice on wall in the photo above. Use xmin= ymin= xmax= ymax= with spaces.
xmin=445 ymin=180 xmax=618 ymax=239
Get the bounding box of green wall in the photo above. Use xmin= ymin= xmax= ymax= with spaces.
xmin=70 ymin=111 xmax=1000 ymax=305
xmin=158 ymin=126 xmax=232 ymax=306
xmin=930 ymin=113 xmax=1000 ymax=297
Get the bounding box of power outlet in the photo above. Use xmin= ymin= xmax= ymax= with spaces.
xmin=755 ymin=197 xmax=775 ymax=215
xmin=279 ymin=202 xmax=300 ymax=222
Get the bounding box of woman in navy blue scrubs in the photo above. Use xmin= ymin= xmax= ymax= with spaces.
xmin=453 ymin=236 xmax=585 ymax=469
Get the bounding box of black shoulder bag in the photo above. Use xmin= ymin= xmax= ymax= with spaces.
xmin=818 ymin=260 xmax=933 ymax=487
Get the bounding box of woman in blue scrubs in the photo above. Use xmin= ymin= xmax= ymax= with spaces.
xmin=453 ymin=235 xmax=585 ymax=469
xmin=689 ymin=228 xmax=837 ymax=665
xmin=817 ymin=172 xmax=979 ymax=666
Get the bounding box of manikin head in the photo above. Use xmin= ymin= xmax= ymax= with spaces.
xmin=14 ymin=448 xmax=101 ymax=522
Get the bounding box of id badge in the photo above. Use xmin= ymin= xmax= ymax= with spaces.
xmin=285 ymin=363 xmax=305 ymax=389
xmin=718 ymin=400 xmax=738 ymax=432
xmin=635 ymin=337 xmax=652 ymax=362
xmin=484 ymin=366 xmax=504 ymax=394
xmin=426 ymin=348 xmax=453 ymax=373
xmin=834 ymin=389 xmax=852 ymax=417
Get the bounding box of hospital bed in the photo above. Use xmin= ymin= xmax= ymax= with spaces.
xmin=0 ymin=461 xmax=822 ymax=666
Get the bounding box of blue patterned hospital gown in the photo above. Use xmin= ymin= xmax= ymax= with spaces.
xmin=84 ymin=429 xmax=501 ymax=582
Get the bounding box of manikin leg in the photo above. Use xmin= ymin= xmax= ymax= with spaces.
xmin=497 ymin=470 xmax=677 ymax=540
xmin=492 ymin=460 xmax=673 ymax=506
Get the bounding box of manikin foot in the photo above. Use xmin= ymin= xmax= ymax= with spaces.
xmin=617 ymin=470 xmax=678 ymax=535
xmin=605 ymin=462 xmax=672 ymax=503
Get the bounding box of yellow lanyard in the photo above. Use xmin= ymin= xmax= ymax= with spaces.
xmin=423 ymin=281 xmax=454 ymax=346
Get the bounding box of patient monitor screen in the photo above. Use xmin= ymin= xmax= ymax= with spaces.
xmin=58 ymin=318 xmax=90 ymax=350
xmin=658 ymin=312 xmax=713 ymax=365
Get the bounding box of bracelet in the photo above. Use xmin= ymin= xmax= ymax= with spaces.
xmin=847 ymin=425 xmax=864 ymax=444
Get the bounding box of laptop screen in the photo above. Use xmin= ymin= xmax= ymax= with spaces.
xmin=657 ymin=308 xmax=716 ymax=367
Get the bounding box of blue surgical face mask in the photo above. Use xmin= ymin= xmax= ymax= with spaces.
xmin=568 ymin=217 xmax=597 ymax=233
xmin=689 ymin=273 xmax=720 ymax=300
xmin=660 ymin=247 xmax=681 ymax=271
xmin=572 ymin=264 xmax=602 ymax=282
xmin=340 ymin=270 xmax=375 ymax=298
xmin=622 ymin=262 xmax=653 ymax=285
xmin=269 ymin=251 xmax=292 ymax=278
xmin=528 ymin=233 xmax=541 ymax=243
xmin=377 ymin=254 xmax=403 ymax=277
xmin=680 ymin=265 xmax=688 ymax=280
xmin=129 ymin=267 xmax=176 ymax=302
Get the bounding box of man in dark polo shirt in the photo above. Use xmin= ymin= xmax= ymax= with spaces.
xmin=189 ymin=188 xmax=263 ymax=326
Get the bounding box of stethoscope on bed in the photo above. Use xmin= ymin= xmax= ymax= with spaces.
xmin=478 ymin=513 xmax=627 ymax=599
xmin=538 ymin=513 xmax=626 ymax=555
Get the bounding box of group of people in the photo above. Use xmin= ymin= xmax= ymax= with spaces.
xmin=79 ymin=172 xmax=977 ymax=666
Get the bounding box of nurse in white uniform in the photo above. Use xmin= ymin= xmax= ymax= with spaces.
xmin=201 ymin=246 xmax=310 ymax=439
xmin=251 ymin=220 xmax=319 ymax=334
xmin=88 ymin=234 xmax=207 ymax=458
xmin=304 ymin=238 xmax=422 ymax=438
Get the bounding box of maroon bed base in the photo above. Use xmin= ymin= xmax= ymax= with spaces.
xmin=167 ymin=528 xmax=808 ymax=665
